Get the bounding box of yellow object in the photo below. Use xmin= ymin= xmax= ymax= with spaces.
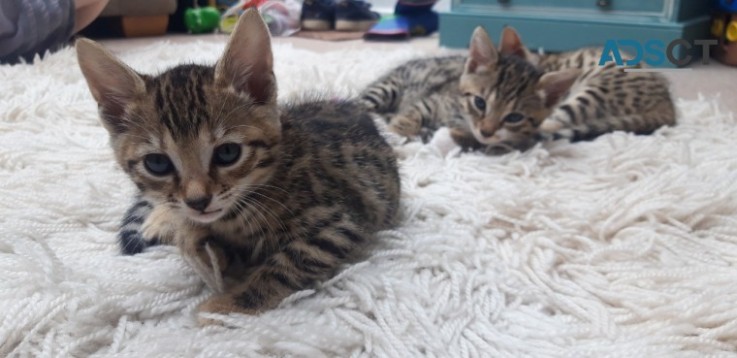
xmin=712 ymin=18 xmax=725 ymax=38
xmin=220 ymin=15 xmax=239 ymax=34
xmin=727 ymin=21 xmax=737 ymax=42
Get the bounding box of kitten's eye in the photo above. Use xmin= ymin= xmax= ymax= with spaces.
xmin=473 ymin=96 xmax=486 ymax=112
xmin=213 ymin=143 xmax=242 ymax=166
xmin=143 ymin=154 xmax=174 ymax=176
xmin=502 ymin=113 xmax=525 ymax=124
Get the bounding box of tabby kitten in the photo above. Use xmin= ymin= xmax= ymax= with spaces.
xmin=360 ymin=28 xmax=579 ymax=152
xmin=496 ymin=27 xmax=676 ymax=142
xmin=361 ymin=27 xmax=676 ymax=152
xmin=76 ymin=10 xmax=400 ymax=322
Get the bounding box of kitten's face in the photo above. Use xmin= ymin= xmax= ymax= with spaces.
xmin=459 ymin=27 xmax=579 ymax=150
xmin=113 ymin=70 xmax=280 ymax=223
xmin=77 ymin=9 xmax=278 ymax=224
xmin=459 ymin=58 xmax=550 ymax=150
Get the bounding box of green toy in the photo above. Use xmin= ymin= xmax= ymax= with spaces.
xmin=184 ymin=5 xmax=221 ymax=33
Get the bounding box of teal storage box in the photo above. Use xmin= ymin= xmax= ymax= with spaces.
xmin=439 ymin=0 xmax=712 ymax=67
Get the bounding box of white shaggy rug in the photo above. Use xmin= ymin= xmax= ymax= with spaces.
xmin=2 ymin=39 xmax=737 ymax=357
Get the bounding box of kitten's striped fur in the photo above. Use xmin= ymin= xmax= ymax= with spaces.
xmin=361 ymin=55 xmax=468 ymax=142
xmin=360 ymin=27 xmax=676 ymax=153
xmin=77 ymin=10 xmax=400 ymax=322
xmin=118 ymin=197 xmax=155 ymax=255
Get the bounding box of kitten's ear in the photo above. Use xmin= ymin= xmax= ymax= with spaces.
xmin=536 ymin=69 xmax=581 ymax=107
xmin=499 ymin=27 xmax=528 ymax=60
xmin=215 ymin=9 xmax=275 ymax=104
xmin=76 ymin=38 xmax=146 ymax=134
xmin=465 ymin=27 xmax=499 ymax=74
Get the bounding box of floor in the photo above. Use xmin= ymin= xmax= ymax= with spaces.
xmin=100 ymin=33 xmax=737 ymax=113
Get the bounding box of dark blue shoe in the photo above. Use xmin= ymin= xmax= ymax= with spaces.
xmin=395 ymin=0 xmax=437 ymax=15
xmin=395 ymin=0 xmax=438 ymax=36
xmin=335 ymin=0 xmax=380 ymax=32
xmin=402 ymin=11 xmax=438 ymax=36
xmin=301 ymin=0 xmax=336 ymax=31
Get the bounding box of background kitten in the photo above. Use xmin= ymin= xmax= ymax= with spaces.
xmin=77 ymin=10 xmax=400 ymax=322
xmin=360 ymin=28 xmax=578 ymax=153
xmin=361 ymin=27 xmax=676 ymax=153
xmin=499 ymin=28 xmax=676 ymax=141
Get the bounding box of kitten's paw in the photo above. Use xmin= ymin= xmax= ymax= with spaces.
xmin=539 ymin=118 xmax=564 ymax=133
xmin=141 ymin=205 xmax=181 ymax=246
xmin=449 ymin=128 xmax=483 ymax=152
xmin=197 ymin=294 xmax=257 ymax=326
xmin=483 ymin=145 xmax=515 ymax=155
xmin=119 ymin=230 xmax=151 ymax=255
xmin=388 ymin=114 xmax=422 ymax=137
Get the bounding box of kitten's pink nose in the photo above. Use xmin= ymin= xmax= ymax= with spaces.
xmin=185 ymin=196 xmax=211 ymax=212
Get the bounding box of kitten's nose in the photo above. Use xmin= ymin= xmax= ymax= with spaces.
xmin=185 ymin=196 xmax=211 ymax=212
xmin=480 ymin=129 xmax=495 ymax=138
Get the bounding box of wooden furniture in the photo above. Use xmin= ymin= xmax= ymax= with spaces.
xmin=100 ymin=0 xmax=177 ymax=37
xmin=439 ymin=0 xmax=713 ymax=67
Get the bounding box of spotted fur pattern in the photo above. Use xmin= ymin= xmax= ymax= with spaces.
xmin=360 ymin=27 xmax=676 ymax=153
xmin=499 ymin=28 xmax=676 ymax=142
xmin=76 ymin=10 xmax=400 ymax=321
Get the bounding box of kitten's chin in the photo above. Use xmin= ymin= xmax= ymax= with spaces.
xmin=186 ymin=209 xmax=225 ymax=224
xmin=472 ymin=130 xmax=499 ymax=146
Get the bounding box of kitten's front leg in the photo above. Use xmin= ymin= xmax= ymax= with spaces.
xmin=119 ymin=198 xmax=176 ymax=254
xmin=140 ymin=204 xmax=182 ymax=246
xmin=389 ymin=93 xmax=459 ymax=142
xmin=198 ymin=226 xmax=365 ymax=324
xmin=388 ymin=112 xmax=423 ymax=138
xmin=359 ymin=78 xmax=401 ymax=113
xmin=388 ymin=93 xmax=451 ymax=138
xmin=197 ymin=263 xmax=296 ymax=324
xmin=177 ymin=226 xmax=230 ymax=274
xmin=449 ymin=127 xmax=484 ymax=152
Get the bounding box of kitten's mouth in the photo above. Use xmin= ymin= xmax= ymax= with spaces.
xmin=188 ymin=209 xmax=224 ymax=223
xmin=473 ymin=130 xmax=498 ymax=145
